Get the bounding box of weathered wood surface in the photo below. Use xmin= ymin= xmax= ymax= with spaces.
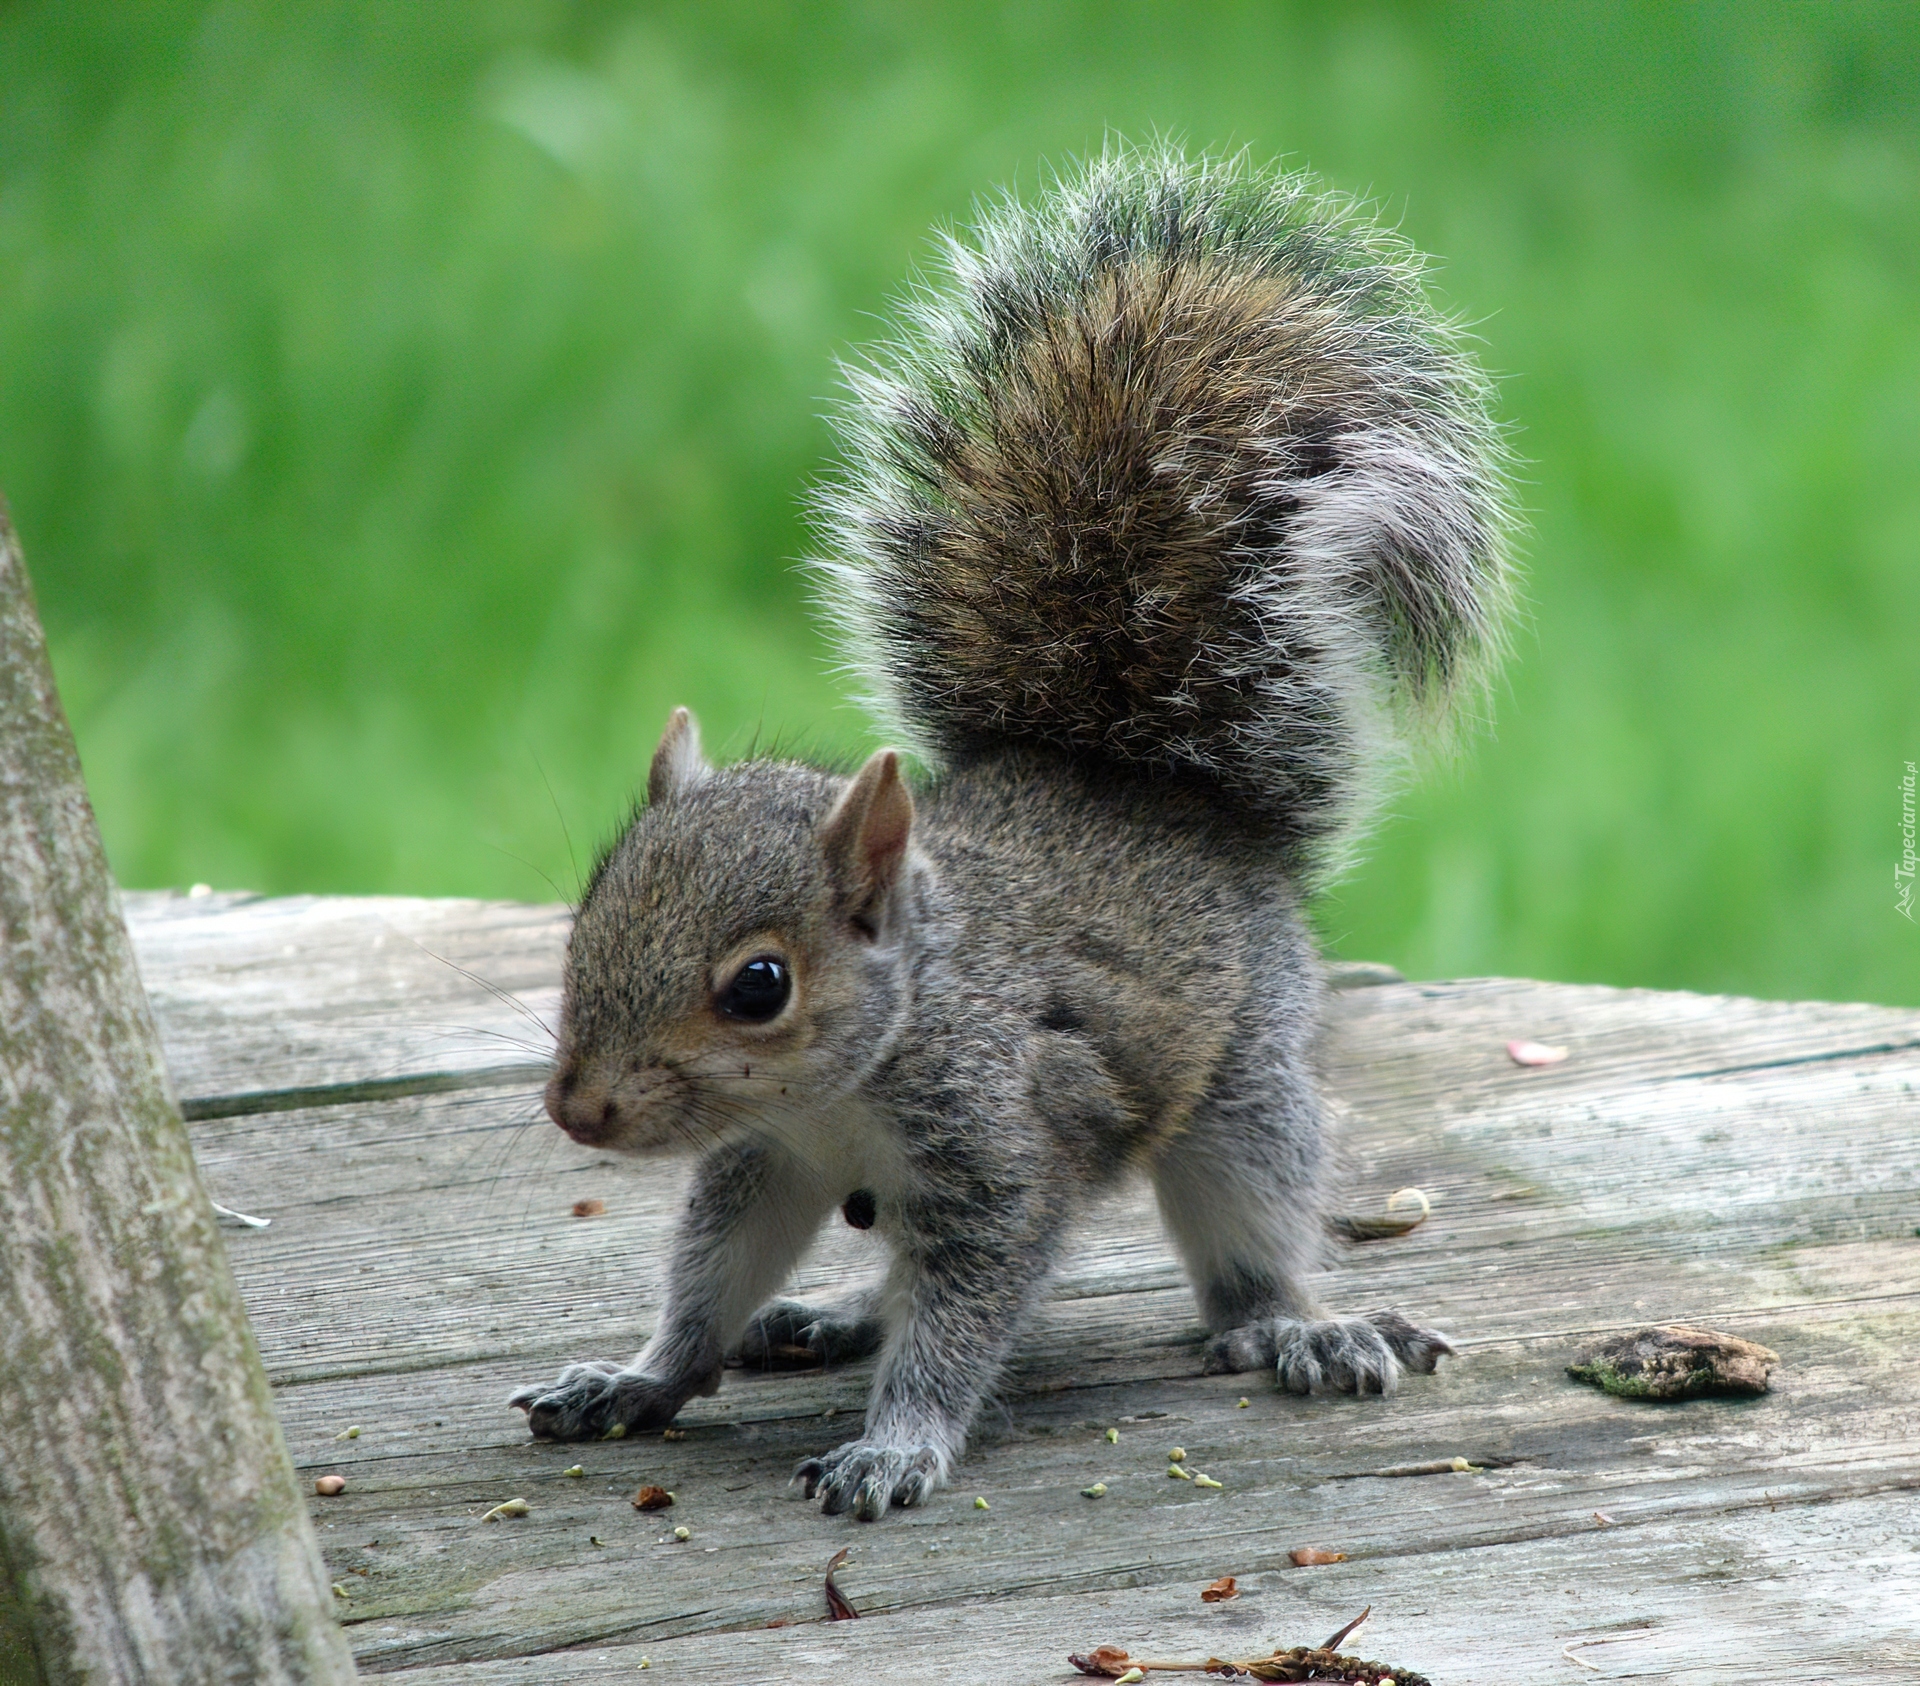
xmin=0 ymin=512 xmax=354 ymax=1686
xmin=123 ymin=889 xmax=1920 ymax=1682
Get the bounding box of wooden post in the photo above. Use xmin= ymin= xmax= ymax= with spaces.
xmin=0 ymin=509 xmax=356 ymax=1684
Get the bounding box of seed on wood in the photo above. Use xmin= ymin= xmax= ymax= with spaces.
xmin=1080 ymin=1482 xmax=1107 ymax=1498
xmin=1290 ymin=1545 xmax=1346 ymax=1565
xmin=314 ymin=1475 xmax=346 ymax=1496
xmin=1104 ymin=1427 xmax=1119 ymax=1443
xmin=974 ymin=1496 xmax=990 ymax=1509
xmin=563 ymin=1464 xmax=584 ymax=1479
xmin=672 ymin=1525 xmax=691 ymax=1541
xmin=571 ymin=1198 xmax=606 ymax=1218
xmin=1507 ymin=1039 xmax=1568 ymax=1066
xmin=601 ymin=1422 xmax=627 ymax=1440
xmin=1169 ymin=1447 xmax=1186 ymax=1462
xmin=1167 ymin=1464 xmax=1192 ymax=1480
xmin=1192 ymin=1473 xmax=1223 ymax=1489
xmin=481 ymin=1498 xmax=530 ymax=1522
xmin=333 ymin=1424 xmax=360 ymax=1440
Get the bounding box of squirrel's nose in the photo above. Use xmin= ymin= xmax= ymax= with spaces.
xmin=544 ymin=1067 xmax=615 ymax=1144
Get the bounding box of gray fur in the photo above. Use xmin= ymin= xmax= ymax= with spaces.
xmin=513 ymin=146 xmax=1502 ymax=1519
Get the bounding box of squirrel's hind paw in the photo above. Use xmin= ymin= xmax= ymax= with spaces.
xmin=507 ymin=1361 xmax=690 ymax=1441
xmin=737 ymin=1298 xmax=886 ymax=1370
xmin=797 ymin=1438 xmax=947 ymax=1521
xmin=1204 ymin=1310 xmax=1453 ymax=1396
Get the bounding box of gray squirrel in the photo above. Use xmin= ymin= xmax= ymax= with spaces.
xmin=510 ymin=147 xmax=1513 ymax=1520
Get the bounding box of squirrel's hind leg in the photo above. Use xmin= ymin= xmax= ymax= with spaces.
xmin=1151 ymin=1027 xmax=1454 ymax=1396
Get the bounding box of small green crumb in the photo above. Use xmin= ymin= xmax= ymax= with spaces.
xmin=1080 ymin=1482 xmax=1107 ymax=1499
xmin=1237 ymin=1397 xmax=1250 ymax=1408
xmin=1449 ymin=1456 xmax=1477 ymax=1472
xmin=601 ymin=1422 xmax=627 ymax=1440
xmin=1104 ymin=1427 xmax=1119 ymax=1444
xmin=1167 ymin=1464 xmax=1192 ymax=1480
xmin=672 ymin=1525 xmax=691 ymax=1541
xmin=1192 ymin=1474 xmax=1223 ymax=1490
xmin=1168 ymin=1447 xmax=1186 ymax=1462
xmin=1114 ymin=1670 xmax=1145 ymax=1685
xmin=331 ymin=1583 xmax=350 ymax=1600
xmin=334 ymin=1425 xmax=360 ymax=1441
xmin=563 ymin=1464 xmax=584 ymax=1478
xmin=639 ymin=1662 xmax=650 ymax=1671
xmin=974 ymin=1496 xmax=990 ymax=1510
xmin=589 ymin=1535 xmax=604 ymax=1546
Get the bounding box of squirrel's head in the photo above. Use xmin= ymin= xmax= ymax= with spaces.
xmin=544 ymin=708 xmax=918 ymax=1156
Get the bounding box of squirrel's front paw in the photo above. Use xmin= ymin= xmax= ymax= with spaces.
xmin=507 ymin=1361 xmax=690 ymax=1441
xmin=796 ymin=1437 xmax=948 ymax=1521
xmin=737 ymin=1299 xmax=886 ymax=1370
xmin=1203 ymin=1310 xmax=1454 ymax=1396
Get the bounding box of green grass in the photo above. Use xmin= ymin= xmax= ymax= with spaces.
xmin=2 ymin=1 xmax=1915 ymax=1005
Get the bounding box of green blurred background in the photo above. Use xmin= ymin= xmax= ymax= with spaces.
xmin=2 ymin=1 xmax=1914 ymax=1004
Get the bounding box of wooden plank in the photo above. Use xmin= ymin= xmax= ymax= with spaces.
xmin=120 ymin=890 xmax=565 ymax=1113
xmin=119 ymin=893 xmax=1920 ymax=1679
xmin=322 ymin=1486 xmax=1920 ymax=1682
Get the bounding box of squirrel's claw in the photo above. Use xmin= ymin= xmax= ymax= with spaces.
xmin=798 ymin=1439 xmax=946 ymax=1520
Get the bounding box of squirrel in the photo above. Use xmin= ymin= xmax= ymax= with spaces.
xmin=510 ymin=147 xmax=1513 ymax=1520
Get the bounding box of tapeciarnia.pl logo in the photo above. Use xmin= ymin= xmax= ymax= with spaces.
xmin=1899 ymin=761 xmax=1916 ymax=923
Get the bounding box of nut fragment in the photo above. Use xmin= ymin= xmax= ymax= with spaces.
xmin=571 ymin=1198 xmax=606 ymax=1217
xmin=1507 ymin=1039 xmax=1568 ymax=1066
xmin=1568 ymin=1324 xmax=1779 ymax=1400
xmin=632 ymin=1485 xmax=673 ymax=1512
xmin=314 ymin=1475 xmax=346 ymax=1497
xmin=672 ymin=1525 xmax=691 ymax=1541
xmin=481 ymin=1498 xmax=530 ymax=1522
xmin=1289 ymin=1545 xmax=1347 ymax=1565
xmin=1201 ymin=1575 xmax=1238 ymax=1602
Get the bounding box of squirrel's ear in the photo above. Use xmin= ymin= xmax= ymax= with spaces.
xmin=820 ymin=749 xmax=914 ymax=932
xmin=648 ymin=706 xmax=712 ymax=806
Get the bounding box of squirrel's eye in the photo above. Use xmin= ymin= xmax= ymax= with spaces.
xmin=716 ymin=955 xmax=791 ymax=1023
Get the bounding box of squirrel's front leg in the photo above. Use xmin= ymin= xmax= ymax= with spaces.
xmin=509 ymin=1138 xmax=836 ymax=1440
xmin=798 ymin=1163 xmax=1062 ymax=1521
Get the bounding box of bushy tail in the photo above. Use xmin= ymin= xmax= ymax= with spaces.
xmin=813 ymin=146 xmax=1513 ymax=870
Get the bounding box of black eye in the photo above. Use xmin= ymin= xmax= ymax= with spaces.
xmin=717 ymin=955 xmax=791 ymax=1023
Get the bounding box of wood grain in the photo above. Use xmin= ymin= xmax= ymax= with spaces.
xmin=123 ymin=892 xmax=1920 ymax=1681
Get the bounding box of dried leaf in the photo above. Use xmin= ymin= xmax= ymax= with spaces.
xmin=631 ymin=1485 xmax=673 ymax=1512
xmin=571 ymin=1198 xmax=606 ymax=1217
xmin=824 ymin=1546 xmax=859 ymax=1620
xmin=1288 ymin=1546 xmax=1346 ymax=1566
xmin=1201 ymin=1575 xmax=1239 ymax=1602
xmin=1507 ymin=1039 xmax=1568 ymax=1066
xmin=1320 ymin=1608 xmax=1371 ymax=1651
xmin=1066 ymin=1645 xmax=1132 ymax=1676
